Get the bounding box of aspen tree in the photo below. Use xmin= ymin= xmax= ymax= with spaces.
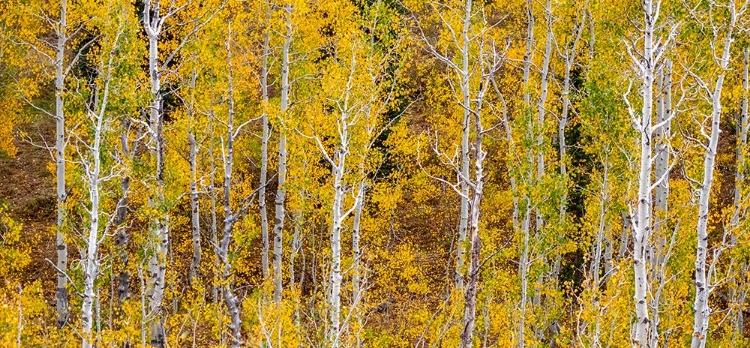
xmin=187 ymin=70 xmax=202 ymax=285
xmin=405 ymin=0 xmax=473 ymax=290
xmin=273 ymin=2 xmax=293 ymax=304
xmin=141 ymin=1 xmax=173 ymax=342
xmin=80 ymin=31 xmax=121 ymax=347
xmin=458 ymin=37 xmax=507 ymax=348
xmin=622 ymin=0 xmax=679 ymax=343
xmin=215 ymin=22 xmax=261 ymax=345
xmin=731 ymin=47 xmax=749 ymax=339
xmin=10 ymin=0 xmax=95 ymax=326
xmin=138 ymin=1 xmax=222 ymax=343
xmin=53 ymin=0 xmax=70 ymax=326
xmin=518 ymin=1 xmax=534 ymax=345
xmin=689 ymin=2 xmax=746 ymax=346
xmin=649 ymin=59 xmax=672 ymax=348
xmin=259 ymin=3 xmax=272 ymax=280
xmin=303 ymin=2 xmax=400 ymax=340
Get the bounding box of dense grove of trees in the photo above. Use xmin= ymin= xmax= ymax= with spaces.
xmin=1 ymin=0 xmax=750 ymax=346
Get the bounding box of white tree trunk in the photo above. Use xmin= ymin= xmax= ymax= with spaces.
xmin=627 ymin=0 xmax=663 ymax=343
xmin=145 ymin=21 xmax=168 ymax=343
xmin=732 ymin=48 xmax=749 ymax=337
xmin=259 ymin=7 xmax=271 ymax=280
xmin=329 ymin=148 xmax=346 ymax=347
xmin=188 ymin=71 xmax=201 ymax=285
xmin=459 ymin=97 xmax=487 ymax=348
xmin=518 ymin=2 xmax=534 ymax=345
xmin=290 ymin=188 xmax=305 ymax=326
xmin=352 ymin=177 xmax=365 ymax=348
xmin=690 ymin=79 xmax=723 ymax=348
xmin=691 ymin=12 xmax=737 ymax=346
xmin=535 ymin=0 xmax=552 ymax=235
xmin=82 ymin=112 xmax=104 ymax=348
xmin=273 ymin=5 xmax=293 ymax=303
xmin=650 ymin=60 xmax=672 ymax=348
xmin=455 ymin=0 xmax=473 ymax=290
xmin=82 ymin=56 xmax=114 ymax=347
xmin=220 ymin=28 xmax=243 ymax=347
xmin=54 ymin=0 xmax=69 ymax=327
xmin=115 ymin=124 xmax=131 ymax=302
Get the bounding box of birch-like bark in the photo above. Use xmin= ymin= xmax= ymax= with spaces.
xmin=623 ymin=0 xmax=677 ymax=343
xmin=459 ymin=82 xmax=489 ymax=348
xmin=534 ymin=0 xmax=552 ymax=234
xmin=290 ymin=187 xmax=305 ymax=325
xmin=591 ymin=153 xmax=610 ymax=288
xmin=351 ymin=177 xmax=365 ymax=347
xmin=733 ymin=49 xmax=749 ymax=237
xmin=219 ymin=27 xmax=243 ymax=347
xmin=273 ymin=4 xmax=293 ymax=303
xmin=650 ymin=59 xmax=672 ymax=348
xmin=459 ymin=135 xmax=485 ymax=348
xmin=691 ymin=5 xmax=742 ymax=345
xmin=458 ymin=26 xmax=506 ymax=347
xmin=531 ymin=1 xmax=555 ymax=323
xmin=518 ymin=2 xmax=534 ymax=346
xmin=619 ymin=213 xmax=631 ymax=261
xmin=455 ymin=0 xmax=473 ymax=290
xmin=188 ymin=71 xmax=201 ymax=285
xmin=82 ymin=46 xmax=116 ymax=346
xmin=54 ymin=0 xmax=69 ymax=327
xmin=209 ymin=120 xmax=220 ymax=303
xmin=82 ymin=97 xmax=107 ymax=348
xmin=322 ymin=49 xmax=359 ymax=348
xmin=259 ymin=6 xmax=271 ymax=280
xmin=329 ymin=144 xmax=347 ymax=348
xmin=519 ymin=198 xmax=532 ymax=348
xmin=732 ymin=48 xmax=749 ymax=338
xmin=115 ymin=123 xmax=132 ymax=302
xmin=588 ymin=151 xmax=609 ymax=348
xmin=143 ymin=3 xmax=169 ymax=340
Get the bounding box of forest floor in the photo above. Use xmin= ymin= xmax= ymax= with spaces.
xmin=0 ymin=115 xmax=58 ymax=299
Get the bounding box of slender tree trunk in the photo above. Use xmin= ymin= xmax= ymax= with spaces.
xmin=459 ymin=99 xmax=486 ymax=348
xmin=209 ymin=117 xmax=220 ymax=303
xmin=631 ymin=1 xmax=658 ymax=344
xmin=588 ymin=152 xmax=609 ymax=348
xmin=54 ymin=0 xmax=69 ymax=327
xmin=273 ymin=5 xmax=293 ymax=303
xmin=82 ymin=126 xmax=102 ymax=348
xmin=115 ymin=119 xmax=133 ymax=305
xmin=619 ymin=213 xmax=631 ymax=261
xmin=690 ymin=79 xmax=723 ymax=348
xmin=455 ymin=0 xmax=473 ymax=290
xmin=733 ymin=48 xmax=749 ymax=339
xmin=518 ymin=2 xmax=534 ymax=346
xmin=519 ymin=199 xmax=532 ymax=348
xmin=591 ymin=153 xmax=609 ymax=287
xmin=691 ymin=15 xmax=736 ymax=346
xmin=329 ymin=148 xmax=346 ymax=347
xmin=259 ymin=7 xmax=271 ymax=280
xmin=220 ymin=27 xmax=243 ymax=347
xmin=352 ymin=177 xmax=365 ymax=348
xmin=290 ymin=188 xmax=305 ymax=327
xmin=650 ymin=60 xmax=672 ymax=348
xmin=82 ymin=70 xmax=112 ymax=347
xmin=535 ymin=0 xmax=552 ymax=235
xmin=188 ymin=71 xmax=202 ymax=285
xmin=146 ymin=22 xmax=168 ymax=345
